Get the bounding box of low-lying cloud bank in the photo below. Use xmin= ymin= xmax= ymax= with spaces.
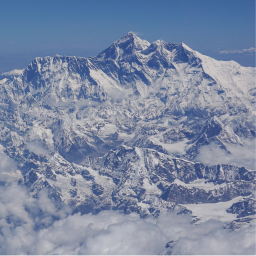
xmin=0 ymin=184 xmax=255 ymax=255
xmin=195 ymin=139 xmax=256 ymax=170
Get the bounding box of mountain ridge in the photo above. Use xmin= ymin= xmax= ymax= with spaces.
xmin=0 ymin=33 xmax=255 ymax=242
xmin=1 ymin=32 xmax=254 ymax=119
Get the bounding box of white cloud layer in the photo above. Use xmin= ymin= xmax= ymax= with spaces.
xmin=195 ymin=139 xmax=256 ymax=170
xmin=26 ymin=141 xmax=49 ymax=155
xmin=0 ymin=152 xmax=21 ymax=183
xmin=0 ymin=183 xmax=255 ymax=255
xmin=217 ymin=47 xmax=256 ymax=54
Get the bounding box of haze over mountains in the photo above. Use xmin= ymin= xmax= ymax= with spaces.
xmin=0 ymin=32 xmax=255 ymax=254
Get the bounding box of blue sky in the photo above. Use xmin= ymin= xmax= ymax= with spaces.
xmin=0 ymin=0 xmax=255 ymax=71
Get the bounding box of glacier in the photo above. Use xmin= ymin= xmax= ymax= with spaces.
xmin=0 ymin=31 xmax=255 ymax=254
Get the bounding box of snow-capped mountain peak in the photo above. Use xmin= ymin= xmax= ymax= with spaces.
xmin=0 ymin=34 xmax=255 ymax=256
xmin=0 ymin=32 xmax=255 ymax=255
xmin=96 ymin=32 xmax=150 ymax=61
xmin=180 ymin=42 xmax=194 ymax=52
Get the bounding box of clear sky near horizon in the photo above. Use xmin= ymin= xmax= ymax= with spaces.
xmin=0 ymin=0 xmax=255 ymax=72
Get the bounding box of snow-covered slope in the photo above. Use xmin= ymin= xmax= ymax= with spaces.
xmin=0 ymin=32 xmax=255 ymax=234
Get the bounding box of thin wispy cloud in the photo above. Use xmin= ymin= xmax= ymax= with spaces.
xmin=217 ymin=47 xmax=256 ymax=54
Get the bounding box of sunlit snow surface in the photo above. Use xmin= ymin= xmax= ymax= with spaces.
xmin=0 ymin=32 xmax=255 ymax=255
xmin=182 ymin=196 xmax=247 ymax=222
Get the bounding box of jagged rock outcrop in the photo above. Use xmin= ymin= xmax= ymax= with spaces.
xmin=0 ymin=32 xmax=255 ymax=225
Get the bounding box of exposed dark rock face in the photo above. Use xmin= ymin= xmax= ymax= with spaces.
xmin=227 ymin=198 xmax=256 ymax=218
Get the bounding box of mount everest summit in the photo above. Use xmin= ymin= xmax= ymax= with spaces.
xmin=0 ymin=32 xmax=255 ymax=254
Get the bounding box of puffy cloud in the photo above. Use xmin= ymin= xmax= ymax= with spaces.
xmin=217 ymin=47 xmax=256 ymax=54
xmin=0 ymin=183 xmax=255 ymax=255
xmin=0 ymin=137 xmax=255 ymax=254
xmin=0 ymin=187 xmax=166 ymax=255
xmin=26 ymin=141 xmax=48 ymax=155
xmin=43 ymin=97 xmax=101 ymax=110
xmin=195 ymin=139 xmax=256 ymax=170
xmin=0 ymin=151 xmax=21 ymax=184
xmin=170 ymin=223 xmax=256 ymax=255
xmin=75 ymin=98 xmax=99 ymax=108
xmin=0 ymin=184 xmax=71 ymax=254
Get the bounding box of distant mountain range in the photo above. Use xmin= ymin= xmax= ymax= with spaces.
xmin=0 ymin=32 xmax=255 ymax=254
